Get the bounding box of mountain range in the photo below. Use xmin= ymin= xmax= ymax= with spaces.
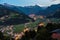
xmin=0 ymin=4 xmax=34 ymax=25
xmin=0 ymin=3 xmax=60 ymax=18
xmin=2 ymin=3 xmax=60 ymax=16
xmin=1 ymin=3 xmax=45 ymax=15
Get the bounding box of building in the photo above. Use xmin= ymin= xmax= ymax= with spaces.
xmin=51 ymin=29 xmax=60 ymax=40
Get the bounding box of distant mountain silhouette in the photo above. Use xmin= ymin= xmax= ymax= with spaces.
xmin=45 ymin=4 xmax=60 ymax=16
xmin=17 ymin=5 xmax=44 ymax=15
xmin=18 ymin=4 xmax=60 ymax=16
xmin=0 ymin=3 xmax=60 ymax=18
xmin=0 ymin=4 xmax=34 ymax=25
xmin=37 ymin=4 xmax=60 ymax=16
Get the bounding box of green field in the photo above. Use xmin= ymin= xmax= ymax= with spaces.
xmin=13 ymin=18 xmax=60 ymax=33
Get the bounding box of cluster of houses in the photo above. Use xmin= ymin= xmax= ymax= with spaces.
xmin=29 ymin=14 xmax=45 ymax=20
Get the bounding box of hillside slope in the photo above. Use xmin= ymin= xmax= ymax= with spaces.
xmin=0 ymin=4 xmax=34 ymax=25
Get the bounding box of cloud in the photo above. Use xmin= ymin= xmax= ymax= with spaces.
xmin=36 ymin=0 xmax=60 ymax=6
xmin=50 ymin=0 xmax=60 ymax=5
xmin=52 ymin=0 xmax=60 ymax=4
xmin=0 ymin=0 xmax=60 ymax=6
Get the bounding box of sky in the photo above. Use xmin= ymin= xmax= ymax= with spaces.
xmin=0 ymin=0 xmax=60 ymax=6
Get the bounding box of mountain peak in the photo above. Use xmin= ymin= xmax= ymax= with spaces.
xmin=35 ymin=5 xmax=40 ymax=7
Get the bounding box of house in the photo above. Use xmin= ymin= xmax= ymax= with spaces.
xmin=51 ymin=29 xmax=60 ymax=40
